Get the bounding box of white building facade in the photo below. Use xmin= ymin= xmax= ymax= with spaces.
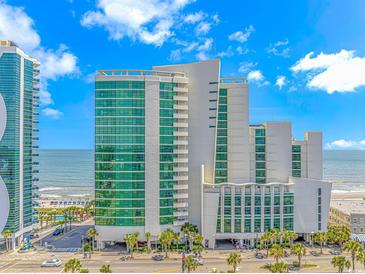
xmin=95 ymin=59 xmax=332 ymax=248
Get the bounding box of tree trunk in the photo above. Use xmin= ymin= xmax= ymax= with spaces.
xmin=320 ymin=242 xmax=323 ymax=254
xmin=298 ymin=256 xmax=301 ymax=268
xmin=352 ymin=255 xmax=355 ymax=272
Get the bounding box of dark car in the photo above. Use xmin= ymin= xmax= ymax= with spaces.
xmin=152 ymin=254 xmax=164 ymax=261
xmin=52 ymin=227 xmax=64 ymax=236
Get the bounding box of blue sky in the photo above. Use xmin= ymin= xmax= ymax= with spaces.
xmin=2 ymin=0 xmax=365 ymax=149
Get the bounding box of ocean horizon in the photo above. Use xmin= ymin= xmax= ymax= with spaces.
xmin=37 ymin=149 xmax=365 ymax=199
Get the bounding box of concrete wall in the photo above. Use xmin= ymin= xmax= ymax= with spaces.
xmin=292 ymin=177 xmax=332 ymax=233
xmin=225 ymin=83 xmax=250 ymax=183
xmin=144 ymin=80 xmax=161 ymax=236
xmin=265 ymin=122 xmax=292 ymax=183
xmin=154 ymin=60 xmax=221 ymax=230
xmin=305 ymin=131 xmax=323 ymax=180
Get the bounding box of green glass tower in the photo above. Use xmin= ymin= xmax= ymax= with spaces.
xmin=0 ymin=40 xmax=39 ymax=248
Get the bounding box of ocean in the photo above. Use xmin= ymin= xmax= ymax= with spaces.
xmin=37 ymin=149 xmax=365 ymax=199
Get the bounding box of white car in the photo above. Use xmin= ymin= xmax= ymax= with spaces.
xmin=41 ymin=258 xmax=62 ymax=267
xmin=193 ymin=258 xmax=204 ymax=265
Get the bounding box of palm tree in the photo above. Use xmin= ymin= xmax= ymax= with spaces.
xmin=1 ymin=229 xmax=12 ymax=251
xmin=343 ymin=240 xmax=362 ymax=272
xmin=269 ymin=244 xmax=285 ymax=263
xmin=331 ymin=256 xmax=351 ymax=273
xmin=193 ymin=233 xmax=204 ymax=256
xmin=260 ymin=232 xmax=271 ymax=256
xmin=282 ymin=230 xmax=298 ymax=247
xmin=269 ymin=228 xmax=282 ymax=244
xmin=123 ymin=233 xmax=139 ymax=258
xmin=145 ymin=232 xmax=152 ymax=250
xmin=87 ymin=228 xmax=98 ymax=251
xmin=313 ymin=232 xmax=327 ymax=254
xmin=64 ymin=258 xmax=82 ymax=273
xmin=181 ymin=222 xmax=199 ymax=250
xmin=291 ymin=243 xmax=306 ymax=268
xmin=185 ymin=255 xmax=198 ymax=273
xmin=226 ymin=252 xmax=241 ymax=273
xmin=159 ymin=229 xmax=175 ymax=258
xmin=356 ymin=249 xmax=365 ymax=272
xmin=270 ymin=262 xmax=288 ymax=273
xmin=83 ymin=243 xmax=92 ymax=258
xmin=327 ymin=225 xmax=351 ymax=251
xmin=100 ymin=264 xmax=112 ymax=273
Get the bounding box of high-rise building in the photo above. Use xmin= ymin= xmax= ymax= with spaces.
xmin=0 ymin=40 xmax=39 ymax=249
xmin=94 ymin=59 xmax=332 ymax=248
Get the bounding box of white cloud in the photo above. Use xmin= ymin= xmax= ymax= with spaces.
xmin=195 ymin=38 xmax=213 ymax=60
xmin=217 ymin=46 xmax=234 ymax=58
xmin=169 ymin=48 xmax=182 ymax=61
xmin=42 ymin=108 xmax=64 ymax=119
xmin=275 ymin=75 xmax=286 ymax=89
xmin=228 ymin=25 xmax=254 ymax=43
xmin=184 ymin=11 xmax=205 ymax=24
xmin=81 ymin=0 xmax=194 ymax=46
xmin=247 ymin=70 xmax=264 ymax=82
xmin=0 ymin=2 xmax=78 ymax=109
xmin=291 ymin=49 xmax=365 ymax=93
xmin=195 ymin=21 xmax=211 ymax=35
xmin=325 ymin=139 xmax=365 ymax=150
xmin=33 ymin=45 xmax=78 ymax=81
xmin=0 ymin=3 xmax=40 ymax=52
xmin=236 ymin=46 xmax=249 ymax=55
xmin=238 ymin=62 xmax=256 ymax=73
xmin=267 ymin=39 xmax=290 ymax=58
xmin=212 ymin=14 xmax=219 ymax=23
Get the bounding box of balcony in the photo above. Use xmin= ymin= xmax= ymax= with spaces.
xmin=173 ymin=122 xmax=188 ymax=128
xmin=174 ymin=202 xmax=188 ymax=208
xmin=32 ymin=201 xmax=40 ymax=207
xmin=173 ymin=211 xmax=189 ymax=217
xmin=173 ymin=76 xmax=189 ymax=84
xmin=33 ymin=78 xmax=40 ymax=85
xmin=32 ymin=178 xmax=39 ymax=182
xmin=32 ymin=185 xmax=39 ymax=191
xmin=173 ymin=184 xmax=188 ymax=190
xmin=173 ymin=193 xmax=188 ymax=199
xmin=174 ymin=220 xmax=188 ymax=226
xmin=173 ymin=131 xmax=188 ymax=137
xmin=173 ymin=113 xmax=188 ymax=119
xmin=33 ymin=88 xmax=40 ymax=93
xmin=173 ymin=157 xmax=188 ymax=163
xmin=32 ymin=193 xmax=40 ymax=199
xmin=173 ymin=96 xmax=188 ymax=102
xmin=173 ymin=104 xmax=188 ymax=111
xmin=173 ymin=140 xmax=188 ymax=146
xmin=173 ymin=167 xmax=188 ymax=172
xmin=173 ymin=86 xmax=188 ymax=93
xmin=173 ymin=149 xmax=188 ymax=154
xmin=173 ymin=175 xmax=189 ymax=181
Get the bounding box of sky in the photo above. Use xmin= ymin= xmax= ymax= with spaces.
xmin=1 ymin=0 xmax=365 ymax=149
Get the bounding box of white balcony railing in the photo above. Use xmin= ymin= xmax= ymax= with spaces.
xmin=173 ymin=211 xmax=189 ymax=217
xmin=174 ymin=104 xmax=188 ymax=111
xmin=173 ymin=140 xmax=188 ymax=146
xmin=173 ymin=113 xmax=188 ymax=119
xmin=173 ymin=87 xmax=188 ymax=93
xmin=173 ymin=96 xmax=188 ymax=102
xmin=173 ymin=131 xmax=188 ymax=137
xmin=173 ymin=157 xmax=188 ymax=163
xmin=173 ymin=166 xmax=188 ymax=172
xmin=173 ymin=122 xmax=188 ymax=128
xmin=173 ymin=193 xmax=189 ymax=199
xmin=173 ymin=175 xmax=189 ymax=181
xmin=173 ymin=149 xmax=188 ymax=154
xmin=173 ymin=184 xmax=189 ymax=190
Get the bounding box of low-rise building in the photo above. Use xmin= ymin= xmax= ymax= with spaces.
xmin=330 ymin=200 xmax=365 ymax=234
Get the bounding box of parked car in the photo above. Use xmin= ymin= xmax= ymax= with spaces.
xmin=193 ymin=258 xmax=204 ymax=265
xmin=152 ymin=254 xmax=164 ymax=261
xmin=52 ymin=227 xmax=64 ymax=236
xmin=41 ymin=258 xmax=62 ymax=267
xmin=120 ymin=255 xmax=132 ymax=261
xmin=330 ymin=250 xmax=342 ymax=255
xmin=255 ymin=253 xmax=264 ymax=259
xmin=310 ymin=251 xmax=320 ymax=257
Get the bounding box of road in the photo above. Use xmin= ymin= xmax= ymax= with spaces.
xmin=0 ymin=249 xmax=359 ymax=273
